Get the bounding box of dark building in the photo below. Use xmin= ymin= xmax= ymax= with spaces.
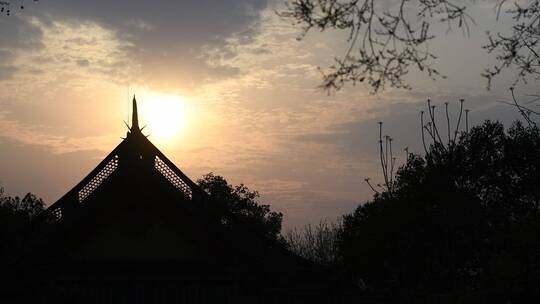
xmin=2 ymin=98 xmax=352 ymax=303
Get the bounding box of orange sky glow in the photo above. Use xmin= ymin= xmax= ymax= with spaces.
xmin=0 ymin=0 xmax=532 ymax=229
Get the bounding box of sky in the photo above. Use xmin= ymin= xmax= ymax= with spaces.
xmin=0 ymin=0 xmax=536 ymax=230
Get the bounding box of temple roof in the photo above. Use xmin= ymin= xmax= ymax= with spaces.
xmin=32 ymin=97 xmax=307 ymax=273
xmin=35 ymin=97 xmax=219 ymax=262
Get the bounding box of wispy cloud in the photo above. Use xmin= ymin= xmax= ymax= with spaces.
xmin=0 ymin=0 xmax=533 ymax=229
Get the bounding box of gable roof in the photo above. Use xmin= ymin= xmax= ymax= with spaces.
xmin=30 ymin=97 xmax=314 ymax=275
xmin=41 ymin=97 xmax=205 ymax=224
xmin=33 ymin=97 xmax=230 ymax=262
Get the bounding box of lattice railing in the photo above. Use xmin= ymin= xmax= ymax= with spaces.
xmin=155 ymin=156 xmax=193 ymax=200
xmin=78 ymin=155 xmax=119 ymax=202
xmin=47 ymin=207 xmax=63 ymax=223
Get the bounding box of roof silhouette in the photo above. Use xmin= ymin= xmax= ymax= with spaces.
xmin=1 ymin=96 xmax=352 ymax=304
xmin=31 ymin=97 xmax=310 ymax=271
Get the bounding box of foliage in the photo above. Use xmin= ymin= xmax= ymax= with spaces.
xmin=285 ymin=219 xmax=342 ymax=266
xmin=339 ymin=120 xmax=540 ymax=298
xmin=280 ymin=0 xmax=540 ymax=92
xmin=0 ymin=187 xmax=45 ymax=218
xmin=0 ymin=187 xmax=45 ymax=262
xmin=197 ymin=173 xmax=283 ymax=242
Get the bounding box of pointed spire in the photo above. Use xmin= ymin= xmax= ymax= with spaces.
xmin=131 ymin=95 xmax=139 ymax=131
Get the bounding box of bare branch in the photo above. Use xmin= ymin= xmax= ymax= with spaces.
xmin=279 ymin=0 xmax=471 ymax=93
xmin=482 ymin=1 xmax=540 ymax=89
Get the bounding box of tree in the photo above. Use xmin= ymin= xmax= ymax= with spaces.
xmin=197 ymin=173 xmax=283 ymax=242
xmin=339 ymin=120 xmax=540 ymax=299
xmin=279 ymin=0 xmax=540 ymax=92
xmin=0 ymin=187 xmax=45 ymax=218
xmin=0 ymin=187 xmax=45 ymax=263
xmin=285 ymin=219 xmax=342 ymax=266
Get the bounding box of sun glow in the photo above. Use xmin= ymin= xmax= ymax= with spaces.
xmin=138 ymin=92 xmax=189 ymax=143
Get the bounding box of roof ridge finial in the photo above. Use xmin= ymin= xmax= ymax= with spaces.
xmin=132 ymin=95 xmax=139 ymax=131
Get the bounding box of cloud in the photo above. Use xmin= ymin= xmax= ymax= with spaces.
xmin=0 ymin=110 xmax=118 ymax=154
xmin=0 ymin=137 xmax=104 ymax=203
xmin=0 ymin=0 xmax=534 ymax=230
xmin=0 ymin=15 xmax=42 ymax=80
xmin=0 ymin=65 xmax=17 ymax=79
xmin=295 ymin=92 xmax=513 ymax=160
xmin=76 ymin=59 xmax=89 ymax=67
xmin=0 ymin=14 xmax=43 ymax=51
xmin=15 ymin=0 xmax=269 ymax=89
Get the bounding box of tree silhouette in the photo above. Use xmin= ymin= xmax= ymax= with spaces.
xmin=339 ymin=120 xmax=540 ymax=300
xmin=197 ymin=173 xmax=283 ymax=242
xmin=285 ymin=219 xmax=342 ymax=266
xmin=279 ymin=0 xmax=540 ymax=92
xmin=0 ymin=186 xmax=44 ymax=264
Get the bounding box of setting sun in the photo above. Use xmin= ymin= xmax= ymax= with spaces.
xmin=137 ymin=92 xmax=188 ymax=143
xmin=3 ymin=0 xmax=540 ymax=300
